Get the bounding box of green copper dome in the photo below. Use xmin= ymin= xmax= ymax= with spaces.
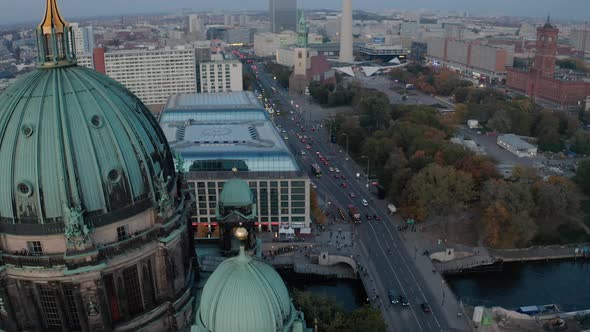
xmin=196 ymin=249 xmax=296 ymax=332
xmin=0 ymin=65 xmax=175 ymax=234
xmin=219 ymin=178 xmax=253 ymax=207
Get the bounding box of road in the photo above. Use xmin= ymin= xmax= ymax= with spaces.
xmin=249 ymin=62 xmax=470 ymax=332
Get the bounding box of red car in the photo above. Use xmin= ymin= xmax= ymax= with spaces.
xmin=323 ymin=161 xmax=329 ymax=165
xmin=366 ymin=214 xmax=373 ymax=220
xmin=306 ymin=145 xmax=311 ymax=149
xmin=341 ymin=175 xmax=348 ymax=180
xmin=334 ymin=174 xmax=340 ymax=179
xmin=341 ymin=183 xmax=347 ymax=188
xmin=375 ymin=215 xmax=382 ymax=221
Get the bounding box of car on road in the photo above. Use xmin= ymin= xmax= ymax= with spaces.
xmin=399 ymin=295 xmax=409 ymax=306
xmin=421 ymin=302 xmax=431 ymax=313
xmin=329 ymin=167 xmax=334 ymax=172
xmin=311 ymin=182 xmax=317 ymax=189
xmin=361 ymin=199 xmax=368 ymax=206
xmin=366 ymin=214 xmax=373 ymax=220
xmin=349 ymin=192 xmax=356 ymax=198
xmin=281 ymin=129 xmax=287 ymax=133
xmin=341 ymin=175 xmax=348 ymax=180
xmin=333 ymin=174 xmax=340 ymax=179
xmin=335 ymin=168 xmax=340 ymax=173
xmin=323 ymin=161 xmax=329 ymax=166
xmin=300 ymin=150 xmax=306 ymax=155
xmin=388 ymin=289 xmax=400 ymax=304
xmin=374 ymin=215 xmax=382 ymax=221
xmin=306 ymin=145 xmax=311 ymax=149
xmin=283 ymin=136 xmax=288 ymax=140
xmin=341 ymin=183 xmax=347 ymax=188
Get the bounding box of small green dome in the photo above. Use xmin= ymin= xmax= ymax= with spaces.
xmin=0 ymin=65 xmax=174 ymax=234
xmin=219 ymin=178 xmax=253 ymax=206
xmin=197 ymin=251 xmax=293 ymax=332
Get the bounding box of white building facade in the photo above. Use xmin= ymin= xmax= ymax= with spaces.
xmin=70 ymin=22 xmax=95 ymax=54
xmin=199 ymin=60 xmax=243 ymax=93
xmin=78 ymin=48 xmax=198 ymax=105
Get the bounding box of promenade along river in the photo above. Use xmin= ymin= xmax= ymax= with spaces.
xmin=446 ymin=260 xmax=590 ymax=312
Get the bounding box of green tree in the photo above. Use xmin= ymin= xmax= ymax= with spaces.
xmin=404 ymin=164 xmax=475 ymax=219
xmin=574 ymin=160 xmax=590 ymax=194
xmin=358 ymin=95 xmax=391 ymax=130
xmin=571 ymin=131 xmax=590 ymax=155
xmin=347 ymin=306 xmax=387 ymax=332
xmin=479 ymin=179 xmax=538 ymax=246
xmin=535 ymin=111 xmax=563 ymax=152
xmin=481 ymin=179 xmax=535 ymax=214
xmin=292 ymin=291 xmax=386 ymax=332
xmin=532 ymin=176 xmax=580 ymax=219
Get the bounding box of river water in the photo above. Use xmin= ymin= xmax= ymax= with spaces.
xmin=278 ymin=269 xmax=367 ymax=312
xmin=446 ymin=260 xmax=590 ymax=312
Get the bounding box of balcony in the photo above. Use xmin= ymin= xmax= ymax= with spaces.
xmin=1 ymin=253 xmax=66 ymax=268
xmin=98 ymin=227 xmax=164 ymax=259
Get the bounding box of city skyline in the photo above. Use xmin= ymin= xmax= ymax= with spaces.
xmin=1 ymin=0 xmax=589 ymax=25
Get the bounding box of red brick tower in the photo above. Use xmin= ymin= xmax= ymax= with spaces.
xmin=533 ymin=16 xmax=559 ymax=77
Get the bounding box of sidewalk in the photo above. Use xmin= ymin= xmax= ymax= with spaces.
xmin=397 ymin=224 xmax=471 ymax=331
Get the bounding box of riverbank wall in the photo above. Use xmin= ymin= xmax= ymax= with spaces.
xmin=435 ymin=243 xmax=590 ymax=275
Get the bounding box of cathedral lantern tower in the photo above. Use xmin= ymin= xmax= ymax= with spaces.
xmin=533 ymin=16 xmax=559 ymax=77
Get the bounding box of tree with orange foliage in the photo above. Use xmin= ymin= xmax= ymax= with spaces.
xmin=455 ymin=155 xmax=499 ymax=188
xmin=481 ymin=201 xmax=512 ymax=247
xmin=310 ymin=189 xmax=327 ymax=225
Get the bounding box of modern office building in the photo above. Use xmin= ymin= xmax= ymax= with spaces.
xmin=426 ymin=38 xmax=514 ymax=82
xmin=70 ymin=22 xmax=95 ymax=54
xmin=199 ymin=60 xmax=244 ymax=93
xmin=399 ymin=20 xmax=420 ymax=39
xmin=254 ymin=31 xmax=297 ymax=57
xmin=569 ymin=28 xmax=590 ymax=54
xmin=269 ymin=0 xmax=297 ymax=33
xmin=325 ymin=15 xmax=342 ymax=39
xmin=224 ymin=27 xmax=253 ymax=44
xmin=0 ymin=1 xmax=195 ymax=331
xmin=443 ymin=23 xmax=466 ymax=40
xmin=159 ymin=91 xmax=311 ymax=237
xmin=78 ymin=47 xmax=198 ymax=105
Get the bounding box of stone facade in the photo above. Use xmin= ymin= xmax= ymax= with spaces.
xmin=0 ymin=182 xmax=195 ymax=332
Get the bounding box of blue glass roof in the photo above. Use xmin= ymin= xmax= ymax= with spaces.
xmin=160 ymin=92 xmax=300 ymax=172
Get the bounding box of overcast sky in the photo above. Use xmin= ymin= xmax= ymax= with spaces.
xmin=2 ymin=0 xmax=589 ymax=24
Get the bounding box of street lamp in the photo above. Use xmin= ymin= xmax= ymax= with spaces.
xmin=361 ymin=156 xmax=370 ymax=188
xmin=342 ymin=133 xmax=349 ymax=160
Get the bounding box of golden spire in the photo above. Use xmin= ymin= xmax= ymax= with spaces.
xmin=39 ymin=0 xmax=68 ymax=35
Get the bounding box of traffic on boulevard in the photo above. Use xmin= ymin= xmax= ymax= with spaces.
xmin=247 ymin=60 xmax=469 ymax=332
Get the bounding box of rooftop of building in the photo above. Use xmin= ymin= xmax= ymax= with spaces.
xmin=160 ymin=91 xmax=300 ymax=173
xmin=498 ymin=134 xmax=537 ymax=150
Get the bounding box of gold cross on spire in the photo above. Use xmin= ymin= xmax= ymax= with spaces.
xmin=39 ymin=0 xmax=68 ymax=35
